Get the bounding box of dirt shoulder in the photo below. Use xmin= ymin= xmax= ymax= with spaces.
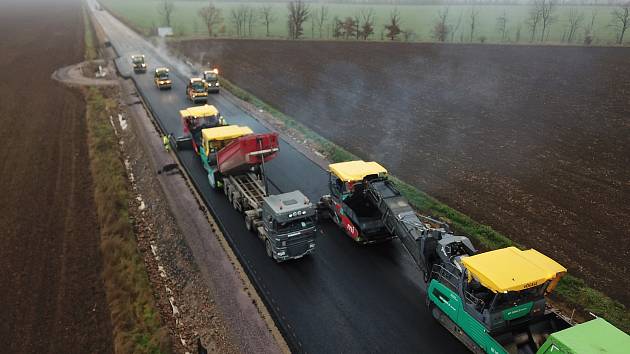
xmin=0 ymin=1 xmax=113 ymax=352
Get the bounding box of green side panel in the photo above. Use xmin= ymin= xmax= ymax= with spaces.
xmin=502 ymin=301 xmax=533 ymax=321
xmin=428 ymin=280 xmax=507 ymax=354
xmin=537 ymin=317 xmax=630 ymax=354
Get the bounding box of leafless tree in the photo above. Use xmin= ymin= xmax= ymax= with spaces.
xmin=157 ymin=0 xmax=175 ymax=27
xmin=359 ymin=8 xmax=375 ymax=40
xmin=259 ymin=5 xmax=276 ymax=37
xmin=332 ymin=16 xmax=343 ymax=39
xmin=353 ymin=13 xmax=361 ymax=40
xmin=231 ymin=5 xmax=249 ymax=37
xmin=469 ymin=7 xmax=479 ymax=42
xmin=583 ymin=9 xmax=597 ymax=45
xmin=340 ymin=17 xmax=357 ymax=39
xmin=496 ymin=11 xmax=508 ymax=41
xmin=526 ymin=4 xmax=542 ymax=41
xmin=450 ymin=11 xmax=463 ymax=42
xmin=539 ymin=0 xmax=556 ymax=42
xmin=287 ymin=0 xmax=310 ymax=39
xmin=198 ymin=2 xmax=223 ymax=37
xmin=611 ymin=3 xmax=630 ymax=44
xmin=384 ymin=9 xmax=402 ymax=41
xmin=566 ymin=8 xmax=583 ymax=43
xmin=432 ymin=8 xmax=450 ymax=42
xmin=314 ymin=6 xmax=329 ymax=39
xmin=246 ymin=6 xmax=256 ymax=36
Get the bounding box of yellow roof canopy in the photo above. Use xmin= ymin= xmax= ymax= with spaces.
xmin=329 ymin=160 xmax=388 ymax=182
xmin=179 ymin=105 xmax=219 ymax=119
xmin=461 ymin=247 xmax=567 ymax=293
xmin=202 ymin=125 xmax=253 ymax=142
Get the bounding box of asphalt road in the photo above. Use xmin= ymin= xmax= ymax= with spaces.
xmin=90 ymin=2 xmax=468 ymax=353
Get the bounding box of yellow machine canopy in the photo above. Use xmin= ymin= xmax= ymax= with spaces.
xmin=329 ymin=160 xmax=388 ymax=182
xmin=179 ymin=105 xmax=218 ymax=119
xmin=461 ymin=247 xmax=566 ymax=294
xmin=202 ymin=125 xmax=253 ymax=142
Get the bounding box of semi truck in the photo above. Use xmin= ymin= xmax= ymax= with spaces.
xmin=202 ymin=68 xmax=220 ymax=93
xmin=131 ymin=54 xmax=146 ymax=73
xmin=178 ymin=107 xmax=317 ymax=261
xmin=154 ymin=67 xmax=172 ymax=89
xmin=318 ymin=160 xmax=628 ymax=353
xmin=186 ymin=77 xmax=208 ymax=103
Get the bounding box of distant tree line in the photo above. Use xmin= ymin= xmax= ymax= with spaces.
xmin=156 ymin=0 xmax=630 ymax=45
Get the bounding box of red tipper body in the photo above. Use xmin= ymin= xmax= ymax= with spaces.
xmin=217 ymin=132 xmax=279 ymax=175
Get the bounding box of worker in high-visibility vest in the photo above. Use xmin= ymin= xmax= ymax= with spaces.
xmin=162 ymin=134 xmax=170 ymax=152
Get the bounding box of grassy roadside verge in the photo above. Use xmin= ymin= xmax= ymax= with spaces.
xmin=83 ymin=6 xmax=171 ymax=353
xmin=219 ymin=77 xmax=630 ymax=333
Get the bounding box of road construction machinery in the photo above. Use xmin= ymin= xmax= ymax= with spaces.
xmin=318 ymin=159 xmax=627 ymax=353
xmin=154 ymin=67 xmax=172 ymax=89
xmin=175 ymin=105 xmax=225 ymax=152
xmin=131 ymin=54 xmax=146 ymax=73
xmin=197 ymin=125 xmax=317 ymax=261
xmin=202 ymin=68 xmax=220 ymax=93
xmin=318 ymin=160 xmax=396 ymax=243
xmin=186 ymin=77 xmax=208 ymax=103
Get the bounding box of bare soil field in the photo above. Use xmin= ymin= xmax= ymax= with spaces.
xmin=0 ymin=1 xmax=113 ymax=352
xmin=172 ymin=39 xmax=630 ymax=306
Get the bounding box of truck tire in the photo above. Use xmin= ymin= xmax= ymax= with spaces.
xmin=265 ymin=239 xmax=273 ymax=259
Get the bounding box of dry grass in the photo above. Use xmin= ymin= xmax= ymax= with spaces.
xmin=83 ymin=7 xmax=171 ymax=352
xmin=85 ymin=87 xmax=171 ymax=353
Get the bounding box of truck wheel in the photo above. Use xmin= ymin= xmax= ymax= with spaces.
xmin=265 ymin=239 xmax=273 ymax=259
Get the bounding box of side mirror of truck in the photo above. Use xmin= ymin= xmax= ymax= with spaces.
xmin=175 ymin=136 xmax=192 ymax=150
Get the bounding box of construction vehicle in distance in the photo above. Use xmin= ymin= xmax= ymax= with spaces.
xmin=131 ymin=54 xmax=146 ymax=73
xmin=175 ymin=105 xmax=225 ymax=152
xmin=202 ymin=68 xmax=220 ymax=93
xmin=318 ymin=159 xmax=628 ymax=353
xmin=198 ymin=125 xmax=317 ymax=261
xmin=186 ymin=78 xmax=208 ymax=103
xmin=154 ymin=67 xmax=172 ymax=89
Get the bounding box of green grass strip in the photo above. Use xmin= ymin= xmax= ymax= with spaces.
xmin=219 ymin=76 xmax=629 ymax=333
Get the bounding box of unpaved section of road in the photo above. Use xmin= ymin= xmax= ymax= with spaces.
xmin=172 ymin=39 xmax=630 ymax=306
xmin=0 ymin=1 xmax=114 ymax=352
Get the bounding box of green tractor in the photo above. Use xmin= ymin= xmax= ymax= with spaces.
xmin=426 ymin=246 xmax=629 ymax=354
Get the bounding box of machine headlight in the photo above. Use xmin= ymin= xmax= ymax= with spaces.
xmin=277 ymin=251 xmax=286 ymax=256
xmin=215 ymin=82 xmax=220 ymax=86
xmin=309 ymin=243 xmax=315 ymax=248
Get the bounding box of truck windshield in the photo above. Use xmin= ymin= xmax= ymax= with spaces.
xmin=205 ymin=73 xmax=218 ymax=81
xmin=158 ymin=73 xmax=169 ymax=79
xmin=277 ymin=216 xmax=315 ymax=233
xmin=192 ymin=82 xmax=205 ymax=92
xmin=188 ymin=115 xmax=218 ymax=131
xmin=492 ymin=283 xmax=546 ymax=310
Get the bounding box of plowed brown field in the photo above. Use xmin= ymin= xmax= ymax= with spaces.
xmin=0 ymin=1 xmax=113 ymax=352
xmin=172 ymin=39 xmax=630 ymax=306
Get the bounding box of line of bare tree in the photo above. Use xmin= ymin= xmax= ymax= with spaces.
xmin=162 ymin=0 xmax=630 ymax=46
